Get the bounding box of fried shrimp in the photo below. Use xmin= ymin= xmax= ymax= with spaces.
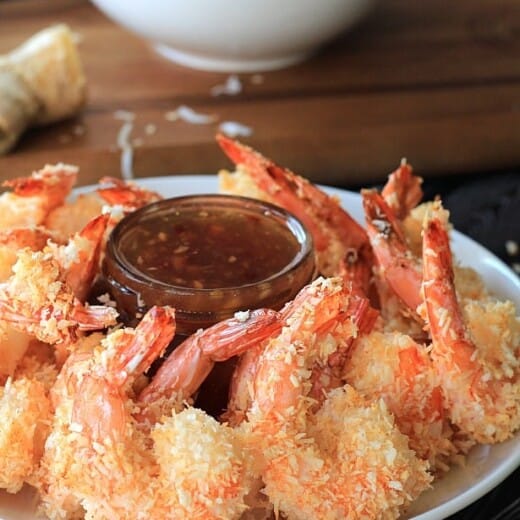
xmin=0 ymin=377 xmax=52 ymax=493
xmin=344 ymin=330 xmax=464 ymax=472
xmin=225 ymin=291 xmax=378 ymax=425
xmin=216 ymin=134 xmax=372 ymax=290
xmin=96 ymin=176 xmax=162 ymax=210
xmin=0 ymin=227 xmax=59 ymax=281
xmin=151 ymin=407 xmax=255 ymax=520
xmin=46 ymin=213 xmax=110 ymax=301
xmin=381 ymin=159 xmax=423 ymax=221
xmin=37 ymin=306 xmax=176 ymax=520
xmin=0 ymin=164 xmax=77 ymax=230
xmin=39 ymin=308 xmax=280 ymax=519
xmin=240 ymin=277 xmax=431 ymax=519
xmin=363 ymin=189 xmax=424 ymax=314
xmin=362 ymin=189 xmax=463 ymax=338
xmin=138 ymin=308 xmax=282 ymax=422
xmin=45 ymin=176 xmax=162 ymax=241
xmin=422 ymin=207 xmax=520 ymax=444
xmin=0 ymin=249 xmax=118 ymax=353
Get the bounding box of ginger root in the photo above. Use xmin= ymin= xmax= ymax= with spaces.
xmin=0 ymin=24 xmax=87 ymax=155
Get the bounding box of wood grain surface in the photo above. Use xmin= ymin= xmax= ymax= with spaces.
xmin=0 ymin=0 xmax=519 ymax=186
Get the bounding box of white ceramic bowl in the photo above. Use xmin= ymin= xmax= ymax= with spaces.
xmin=90 ymin=0 xmax=375 ymax=72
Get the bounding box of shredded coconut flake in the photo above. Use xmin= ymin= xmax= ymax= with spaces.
xmin=218 ymin=121 xmax=253 ymax=138
xmin=116 ymin=120 xmax=134 ymax=180
xmin=97 ymin=293 xmax=117 ymax=308
xmin=165 ymin=105 xmax=217 ymax=125
xmin=113 ymin=110 xmax=135 ymax=122
xmin=210 ymin=74 xmax=242 ymax=96
xmin=120 ymin=143 xmax=133 ymax=180
xmin=234 ymin=310 xmax=250 ymax=322
xmin=144 ymin=123 xmax=157 ymax=136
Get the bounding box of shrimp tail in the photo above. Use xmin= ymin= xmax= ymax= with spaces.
xmin=97 ymin=177 xmax=162 ymax=210
xmin=138 ymin=308 xmax=282 ymax=412
xmin=362 ymin=189 xmax=423 ymax=313
xmin=3 ymin=164 xmax=77 ymax=209
xmin=381 ymin=160 xmax=423 ymax=219
xmin=422 ymin=212 xmax=471 ymax=352
xmin=216 ymin=133 xmax=371 ymax=281
xmin=58 ymin=213 xmax=111 ymax=301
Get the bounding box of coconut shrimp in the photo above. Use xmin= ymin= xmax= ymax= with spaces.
xmin=343 ymin=330 xmax=466 ymax=472
xmin=422 ymin=208 xmax=520 ymax=444
xmin=37 ymin=307 xmax=175 ymax=520
xmin=0 ymin=249 xmax=118 ymax=357
xmin=0 ymin=228 xmax=59 ymax=378
xmin=38 ymin=305 xmax=266 ymax=520
xmin=381 ymin=159 xmax=423 ymax=221
xmin=0 ymin=227 xmax=60 ymax=281
xmin=239 ymin=277 xmax=431 ymax=519
xmin=45 ymin=176 xmax=162 ymax=241
xmin=44 ymin=191 xmax=106 ymax=243
xmin=46 ymin=213 xmax=110 ymax=301
xmin=139 ymin=309 xmax=283 ymax=520
xmin=216 ymin=134 xmax=373 ymax=292
xmin=150 ymin=406 xmax=257 ymax=520
xmin=0 ymin=164 xmax=77 ymax=230
xmin=137 ymin=308 xmax=282 ymax=422
xmin=96 ymin=176 xmax=162 ymax=210
xmin=363 ymin=190 xmax=495 ymax=324
xmin=0 ymin=323 xmax=35 ymax=382
xmin=226 ymin=288 xmax=378 ymax=427
xmin=0 ymin=331 xmax=58 ymax=492
xmin=363 ymin=189 xmax=424 ymax=314
xmin=0 ymin=376 xmax=52 ymax=493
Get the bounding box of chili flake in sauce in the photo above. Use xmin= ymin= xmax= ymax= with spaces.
xmin=119 ymin=207 xmax=300 ymax=289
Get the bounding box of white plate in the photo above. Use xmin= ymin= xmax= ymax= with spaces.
xmin=1 ymin=175 xmax=519 ymax=520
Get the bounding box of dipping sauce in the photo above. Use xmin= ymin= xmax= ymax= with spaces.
xmin=102 ymin=194 xmax=315 ymax=335
xmin=119 ymin=207 xmax=300 ymax=289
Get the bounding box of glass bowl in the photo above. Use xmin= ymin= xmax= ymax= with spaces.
xmin=102 ymin=194 xmax=316 ymax=335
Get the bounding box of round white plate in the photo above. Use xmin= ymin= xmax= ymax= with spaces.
xmin=1 ymin=175 xmax=519 ymax=520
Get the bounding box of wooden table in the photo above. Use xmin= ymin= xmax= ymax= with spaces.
xmin=0 ymin=0 xmax=519 ymax=187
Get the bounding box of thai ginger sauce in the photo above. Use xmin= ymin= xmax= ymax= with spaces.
xmin=118 ymin=207 xmax=300 ymax=289
xmin=103 ymin=194 xmax=315 ymax=336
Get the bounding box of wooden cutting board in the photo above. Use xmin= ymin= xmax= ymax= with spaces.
xmin=0 ymin=0 xmax=519 ymax=187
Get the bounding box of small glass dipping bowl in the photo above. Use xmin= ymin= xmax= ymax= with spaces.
xmin=102 ymin=194 xmax=316 ymax=335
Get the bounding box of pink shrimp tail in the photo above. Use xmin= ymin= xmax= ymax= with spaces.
xmin=381 ymin=161 xmax=423 ymax=220
xmin=3 ymin=165 xmax=77 ymax=209
xmin=97 ymin=177 xmax=162 ymax=209
xmin=138 ymin=308 xmax=282 ymax=407
xmin=216 ymin=133 xmax=369 ymax=258
xmin=110 ymin=306 xmax=176 ymax=378
xmin=422 ymin=217 xmax=468 ymax=343
xmin=326 ymin=293 xmax=378 ymax=369
xmin=362 ymin=189 xmax=423 ymax=313
xmin=72 ymin=304 xmax=119 ymax=331
xmin=65 ymin=213 xmax=111 ymax=301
